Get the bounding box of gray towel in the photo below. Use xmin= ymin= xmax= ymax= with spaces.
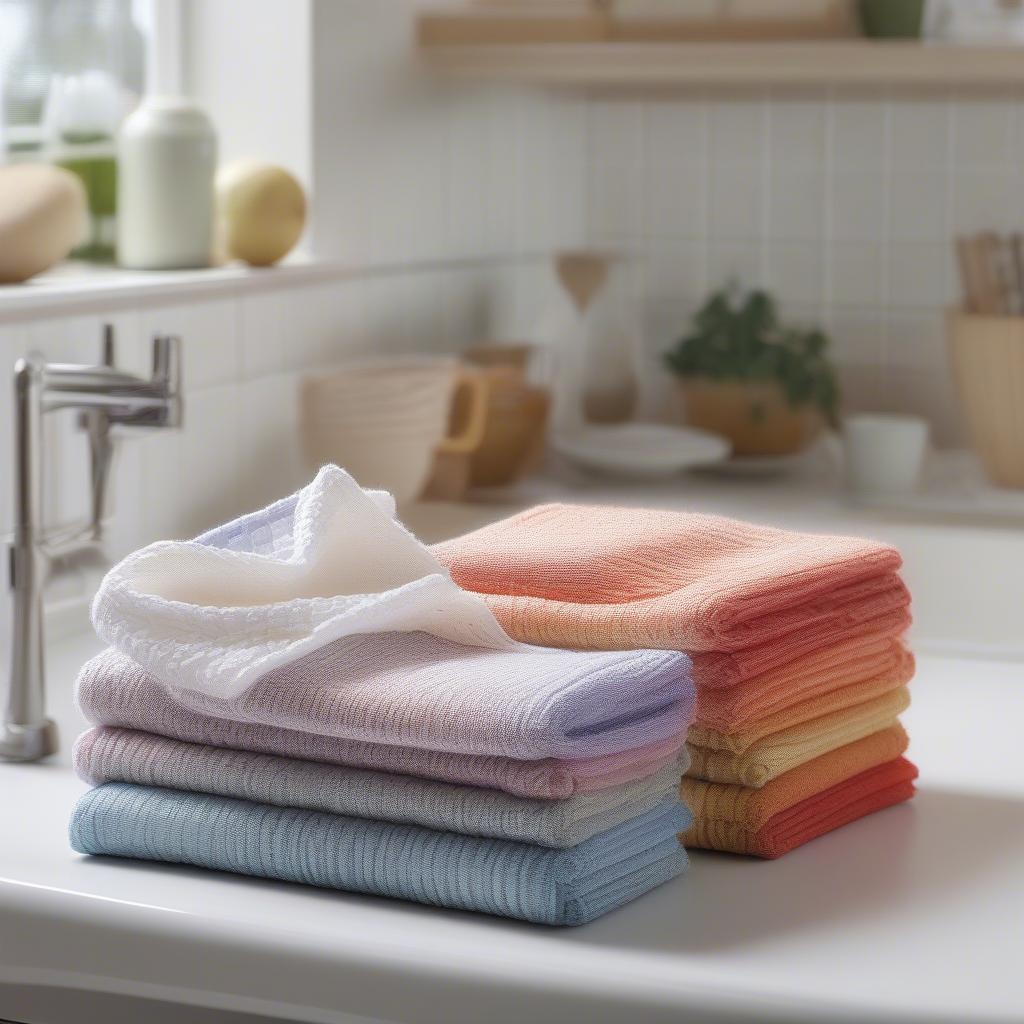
xmin=75 ymin=727 xmax=689 ymax=848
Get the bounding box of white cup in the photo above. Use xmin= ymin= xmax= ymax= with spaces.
xmin=843 ymin=413 xmax=929 ymax=497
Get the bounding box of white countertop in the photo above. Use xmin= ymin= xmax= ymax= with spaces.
xmin=2 ymin=476 xmax=1024 ymax=1023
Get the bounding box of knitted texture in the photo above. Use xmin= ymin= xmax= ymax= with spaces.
xmin=693 ymin=624 xmax=913 ymax=732
xmin=74 ymin=636 xmax=693 ymax=761
xmin=681 ymin=724 xmax=910 ymax=852
xmin=92 ymin=465 xmax=519 ymax=701
xmin=751 ymin=758 xmax=919 ymax=859
xmin=686 ymin=687 xmax=911 ymax=787
xmin=76 ymin=648 xmax=688 ymax=799
xmin=689 ymin=604 xmax=911 ymax=692
xmin=70 ymin=784 xmax=691 ymax=925
xmin=433 ymin=503 xmax=908 ymax=654
xmin=74 ymin=728 xmax=688 ymax=848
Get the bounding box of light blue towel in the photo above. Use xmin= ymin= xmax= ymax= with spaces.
xmin=70 ymin=783 xmax=690 ymax=925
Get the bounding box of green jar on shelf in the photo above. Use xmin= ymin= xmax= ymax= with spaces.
xmin=858 ymin=0 xmax=925 ymax=39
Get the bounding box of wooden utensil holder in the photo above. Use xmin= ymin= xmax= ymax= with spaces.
xmin=949 ymin=310 xmax=1024 ymax=489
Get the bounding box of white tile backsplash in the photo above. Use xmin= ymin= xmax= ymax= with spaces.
xmin=768 ymin=165 xmax=826 ymax=241
xmin=139 ymin=298 xmax=240 ymax=390
xmin=584 ymin=87 xmax=1024 ymax=444
xmin=5 ymin=58 xmax=1023 ymax=581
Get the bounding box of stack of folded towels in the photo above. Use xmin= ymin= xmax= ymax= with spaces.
xmin=69 ymin=468 xmax=697 ymax=925
xmin=433 ymin=503 xmax=917 ymax=859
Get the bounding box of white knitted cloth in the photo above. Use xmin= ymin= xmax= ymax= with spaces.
xmin=92 ymin=465 xmax=517 ymax=700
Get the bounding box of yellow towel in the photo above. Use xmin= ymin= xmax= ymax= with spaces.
xmin=686 ymin=687 xmax=911 ymax=787
xmin=681 ymin=724 xmax=910 ymax=854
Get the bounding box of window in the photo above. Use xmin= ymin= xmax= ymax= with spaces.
xmin=1 ymin=0 xmax=162 ymax=260
xmin=1 ymin=0 xmax=160 ymax=151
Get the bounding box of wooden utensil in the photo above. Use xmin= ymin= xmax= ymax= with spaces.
xmin=555 ymin=251 xmax=609 ymax=314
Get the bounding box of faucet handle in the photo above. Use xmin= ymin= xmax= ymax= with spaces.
xmin=151 ymin=334 xmax=183 ymax=428
xmin=101 ymin=323 xmax=115 ymax=367
xmin=151 ymin=334 xmax=180 ymax=385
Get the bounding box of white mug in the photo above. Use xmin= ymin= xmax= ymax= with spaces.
xmin=843 ymin=413 xmax=930 ymax=497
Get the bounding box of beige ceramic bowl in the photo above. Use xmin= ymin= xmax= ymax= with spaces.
xmin=679 ymin=378 xmax=823 ymax=457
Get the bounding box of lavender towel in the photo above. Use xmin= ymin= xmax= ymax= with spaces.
xmin=74 ymin=727 xmax=689 ymax=848
xmin=70 ymin=783 xmax=691 ymax=925
xmin=75 ymin=637 xmax=692 ymax=762
xmin=76 ymin=648 xmax=685 ymax=798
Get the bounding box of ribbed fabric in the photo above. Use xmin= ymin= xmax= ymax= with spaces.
xmin=75 ymin=650 xmax=685 ymax=799
xmin=70 ymin=784 xmax=691 ymax=925
xmin=750 ymin=758 xmax=919 ymax=859
xmin=691 ymin=642 xmax=914 ymax=750
xmin=75 ymin=640 xmax=693 ymax=763
xmin=433 ymin=503 xmax=907 ymax=654
xmin=694 ymin=626 xmax=913 ymax=733
xmin=686 ymin=687 xmax=911 ymax=787
xmin=681 ymin=724 xmax=911 ymax=852
xmin=690 ymin=604 xmax=911 ymax=692
xmin=74 ymin=728 xmax=688 ymax=848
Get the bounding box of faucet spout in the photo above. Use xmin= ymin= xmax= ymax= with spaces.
xmin=0 ymin=355 xmax=55 ymax=762
xmin=1 ymin=329 xmax=184 ymax=762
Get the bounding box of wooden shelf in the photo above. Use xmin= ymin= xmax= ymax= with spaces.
xmin=419 ymin=39 xmax=1024 ymax=89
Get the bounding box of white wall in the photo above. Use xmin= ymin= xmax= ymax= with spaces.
xmin=308 ymin=0 xmax=586 ymax=265
xmin=584 ymin=88 xmax=1024 ymax=445
xmin=0 ymin=1 xmax=590 ymax=646
xmin=181 ymin=0 xmax=313 ymax=188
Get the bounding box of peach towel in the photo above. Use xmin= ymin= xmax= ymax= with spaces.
xmin=692 ymin=641 xmax=914 ymax=750
xmin=681 ymin=724 xmax=911 ymax=855
xmin=434 ymin=504 xmax=908 ymax=655
xmin=686 ymin=687 xmax=911 ymax=787
xmin=689 ymin=602 xmax=910 ymax=692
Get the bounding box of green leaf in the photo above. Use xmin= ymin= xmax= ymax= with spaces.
xmin=662 ymin=281 xmax=839 ymax=422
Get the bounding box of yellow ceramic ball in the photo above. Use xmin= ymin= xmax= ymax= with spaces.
xmin=215 ymin=160 xmax=306 ymax=267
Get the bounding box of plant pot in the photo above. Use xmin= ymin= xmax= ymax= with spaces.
xmin=948 ymin=310 xmax=1024 ymax=489
xmin=858 ymin=0 xmax=924 ymax=39
xmin=678 ymin=378 xmax=824 ymax=457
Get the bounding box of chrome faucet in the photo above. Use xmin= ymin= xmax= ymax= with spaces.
xmin=1 ymin=326 xmax=182 ymax=762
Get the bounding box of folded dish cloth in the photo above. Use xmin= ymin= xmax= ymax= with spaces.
xmin=76 ymin=649 xmax=685 ymax=800
xmin=87 ymin=467 xmax=694 ymax=760
xmin=690 ymin=604 xmax=910 ymax=692
xmin=687 ymin=686 xmax=911 ymax=787
xmin=432 ymin=503 xmax=909 ymax=655
xmin=681 ymin=724 xmax=913 ymax=857
xmin=74 ymin=728 xmax=688 ymax=848
xmin=70 ymin=784 xmax=691 ymax=925
xmin=695 ymin=627 xmax=913 ymax=734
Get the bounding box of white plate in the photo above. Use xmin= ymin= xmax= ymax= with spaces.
xmin=553 ymin=423 xmax=730 ymax=479
xmin=695 ymin=451 xmax=810 ymax=477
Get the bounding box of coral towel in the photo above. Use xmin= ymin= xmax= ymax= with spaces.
xmin=433 ymin=503 xmax=909 ymax=655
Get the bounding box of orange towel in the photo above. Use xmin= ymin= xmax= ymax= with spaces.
xmin=694 ymin=639 xmax=915 ymax=742
xmin=434 ymin=503 xmax=907 ymax=655
xmin=686 ymin=687 xmax=911 ymax=787
xmin=681 ymin=724 xmax=912 ymax=855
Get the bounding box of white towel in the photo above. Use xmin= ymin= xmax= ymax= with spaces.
xmin=92 ymin=465 xmax=516 ymax=700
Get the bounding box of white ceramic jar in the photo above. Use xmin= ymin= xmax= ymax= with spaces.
xmin=844 ymin=413 xmax=930 ymax=497
xmin=117 ymin=97 xmax=216 ymax=269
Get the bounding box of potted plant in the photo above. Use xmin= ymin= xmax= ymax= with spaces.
xmin=664 ymin=284 xmax=839 ymax=457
